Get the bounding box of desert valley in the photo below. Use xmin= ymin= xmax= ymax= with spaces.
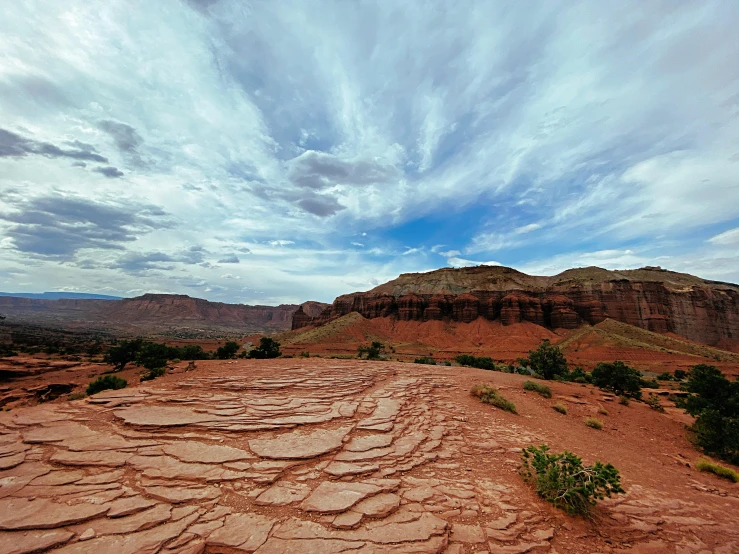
xmin=1 ymin=265 xmax=738 ymax=553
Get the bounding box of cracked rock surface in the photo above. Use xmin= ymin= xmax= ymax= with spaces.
xmin=0 ymin=359 xmax=737 ymax=553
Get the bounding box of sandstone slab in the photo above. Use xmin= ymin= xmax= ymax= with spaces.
xmin=300 ymin=481 xmax=381 ymax=513
xmin=0 ymin=497 xmax=110 ymax=530
xmin=249 ymin=425 xmax=352 ymax=459
xmin=207 ymin=513 xmax=275 ymax=551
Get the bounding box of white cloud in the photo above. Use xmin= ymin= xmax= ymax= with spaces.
xmin=447 ymin=257 xmax=501 ymax=268
xmin=514 ymin=223 xmax=542 ymax=235
xmin=437 ymin=249 xmax=460 ymax=257
xmin=708 ymin=227 xmax=739 ymax=246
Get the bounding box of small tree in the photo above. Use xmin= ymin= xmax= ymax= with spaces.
xmin=684 ymin=364 xmax=739 ymax=465
xmin=520 ymin=444 xmax=624 ymax=515
xmin=358 ymin=342 xmax=383 ymax=360
xmin=519 ymin=339 xmax=568 ymax=380
xmin=248 ymin=337 xmax=281 ymax=359
xmin=591 ymin=361 xmax=642 ymax=398
xmin=87 ymin=375 xmax=127 ymax=395
xmin=215 ymin=341 xmax=241 ymax=360
xmin=135 ymin=342 xmax=170 ymax=371
xmin=103 ymin=339 xmax=143 ymax=371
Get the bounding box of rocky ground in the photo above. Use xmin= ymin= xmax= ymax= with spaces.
xmin=0 ymin=359 xmax=737 ymax=553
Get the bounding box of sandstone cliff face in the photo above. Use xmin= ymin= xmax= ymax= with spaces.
xmin=292 ymin=266 xmax=739 ymax=347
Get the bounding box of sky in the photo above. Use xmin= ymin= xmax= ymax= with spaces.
xmin=1 ymin=1 xmax=739 ymax=305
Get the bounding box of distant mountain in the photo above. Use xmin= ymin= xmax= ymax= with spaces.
xmin=0 ymin=292 xmax=123 ymax=300
xmin=0 ymin=294 xmax=329 ymax=338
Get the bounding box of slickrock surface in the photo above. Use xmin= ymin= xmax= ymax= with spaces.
xmin=0 ymin=358 xmax=737 ymax=552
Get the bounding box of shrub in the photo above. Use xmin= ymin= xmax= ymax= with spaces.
xmin=141 ymin=366 xmax=166 ymax=381
xmin=179 ymin=345 xmax=210 ymax=360
xmin=618 ymin=395 xmax=630 ymax=406
xmin=553 ymin=403 xmax=568 ymax=415
xmin=358 ymin=341 xmax=383 ymax=360
xmin=591 ymin=361 xmax=642 ymax=398
xmin=641 ymin=378 xmax=660 ymax=389
xmin=68 ymin=392 xmax=87 ymax=401
xmin=135 ymin=342 xmax=170 ymax=371
xmin=520 ymin=444 xmax=624 ymax=515
xmin=455 ymin=354 xmax=497 ymax=371
xmin=646 ymin=394 xmax=665 ymax=412
xmin=674 ymin=369 xmax=688 ymax=380
xmin=248 ymin=337 xmax=282 ymax=359
xmin=215 ymin=341 xmax=241 ymax=360
xmin=103 ymin=339 xmax=144 ymax=370
xmin=523 ymin=380 xmax=552 ymax=399
xmin=518 ymin=339 xmax=568 ymax=380
xmin=567 ymin=366 xmax=592 ymax=383
xmin=414 ymin=356 xmax=436 ymax=365
xmin=683 ymin=364 xmax=739 ymax=465
xmin=657 ymin=372 xmax=674 ymax=381
xmin=584 ymin=417 xmax=603 ymax=430
xmin=598 ymin=407 xmax=609 ymax=416
xmin=300 ymin=351 xmax=310 ymax=358
xmin=471 ymin=384 xmax=517 ymax=414
xmin=695 ymin=458 xmax=739 ymax=483
xmin=86 ymin=375 xmax=127 ymax=396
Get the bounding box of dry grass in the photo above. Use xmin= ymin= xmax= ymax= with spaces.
xmin=695 ymin=458 xmax=739 ymax=483
xmin=552 ymin=402 xmax=568 ymax=415
xmin=523 ymin=380 xmax=552 ymax=398
xmin=598 ymin=407 xmax=609 ymax=416
xmin=584 ymin=417 xmax=603 ymax=430
xmin=471 ymin=384 xmax=517 ymax=414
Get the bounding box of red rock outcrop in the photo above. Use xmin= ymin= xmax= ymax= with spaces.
xmin=292 ymin=266 xmax=739 ymax=347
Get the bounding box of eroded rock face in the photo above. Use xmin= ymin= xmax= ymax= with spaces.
xmin=293 ymin=266 xmax=739 ymax=346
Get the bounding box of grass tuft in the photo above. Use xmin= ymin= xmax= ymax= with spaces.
xmin=695 ymin=458 xmax=739 ymax=483
xmin=618 ymin=395 xmax=630 ymax=406
xmin=523 ymin=380 xmax=552 ymax=399
xmin=553 ymin=402 xmax=568 ymax=415
xmin=598 ymin=407 xmax=609 ymax=416
xmin=585 ymin=417 xmax=603 ymax=430
xmin=471 ymin=384 xmax=517 ymax=414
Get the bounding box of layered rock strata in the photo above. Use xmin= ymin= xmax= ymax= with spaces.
xmin=293 ymin=266 xmax=739 ymax=346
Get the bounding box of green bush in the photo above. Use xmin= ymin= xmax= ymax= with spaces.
xmin=523 ymin=380 xmax=552 ymax=399
xmin=646 ymin=394 xmax=665 ymax=412
xmin=103 ymin=339 xmax=144 ymax=370
xmin=584 ymin=417 xmax=603 ymax=430
xmin=695 ymin=458 xmax=739 ymax=483
xmin=683 ymin=364 xmax=739 ymax=465
xmin=641 ymin=378 xmax=660 ymax=389
xmin=454 ymin=354 xmax=497 ymax=370
xmin=414 ymin=356 xmax=436 ymax=365
xmin=86 ymin=375 xmax=127 ymax=396
xmin=471 ymin=384 xmax=517 ymax=413
xmin=657 ymin=372 xmax=674 ymax=381
xmin=674 ymin=369 xmax=688 ymax=380
xmin=518 ymin=339 xmax=568 ymax=380
xmin=520 ymin=444 xmax=624 ymax=515
xmin=567 ymin=366 xmax=592 ymax=383
xmin=215 ymin=341 xmax=241 ymax=360
xmin=141 ymin=366 xmax=166 ymax=381
xmin=300 ymin=351 xmax=310 ymax=358
xmin=553 ymin=402 xmax=568 ymax=415
xmin=248 ymin=337 xmax=282 ymax=359
xmin=591 ymin=361 xmax=642 ymax=398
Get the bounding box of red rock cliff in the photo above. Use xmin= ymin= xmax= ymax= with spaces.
xmin=292 ymin=266 xmax=739 ymax=347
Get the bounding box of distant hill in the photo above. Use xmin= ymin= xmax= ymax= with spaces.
xmin=0 ymin=294 xmax=328 ymax=338
xmin=0 ymin=292 xmax=123 ymax=300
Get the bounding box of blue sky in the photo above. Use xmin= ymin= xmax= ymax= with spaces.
xmin=2 ymin=0 xmax=739 ymax=304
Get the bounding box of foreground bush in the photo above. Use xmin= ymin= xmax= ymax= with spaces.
xmin=695 ymin=458 xmax=739 ymax=483
xmin=523 ymin=380 xmax=552 ymax=398
xmin=684 ymin=364 xmax=739 ymax=465
xmin=520 ymin=444 xmax=624 ymax=515
xmin=591 ymin=361 xmax=642 ymax=398
xmin=646 ymin=394 xmax=665 ymax=412
xmin=553 ymin=402 xmax=568 ymax=415
xmin=141 ymin=366 xmax=166 ymax=381
xmin=471 ymin=384 xmax=517 ymax=413
xmin=86 ymin=375 xmax=127 ymax=396
xmin=517 ymin=339 xmax=568 ymax=380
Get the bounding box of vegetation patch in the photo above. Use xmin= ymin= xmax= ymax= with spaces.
xmin=598 ymin=407 xmax=609 ymax=416
xmin=471 ymin=384 xmax=517 ymax=414
xmin=68 ymin=392 xmax=87 ymax=401
xmin=591 ymin=361 xmax=642 ymax=398
xmin=520 ymin=444 xmax=624 ymax=515
xmin=553 ymin=402 xmax=568 ymax=415
xmin=684 ymin=364 xmax=739 ymax=465
xmin=517 ymin=339 xmax=568 ymax=380
xmin=358 ymin=341 xmax=384 ymax=360
xmin=86 ymin=375 xmax=127 ymax=396
xmin=414 ymin=356 xmax=437 ymax=365
xmin=455 ymin=354 xmax=497 ymax=370
xmin=646 ymin=394 xmax=665 ymax=412
xmin=584 ymin=417 xmax=603 ymax=430
xmin=695 ymin=458 xmax=739 ymax=483
xmin=523 ymin=380 xmax=552 ymax=398
xmin=247 ymin=337 xmax=282 ymax=359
